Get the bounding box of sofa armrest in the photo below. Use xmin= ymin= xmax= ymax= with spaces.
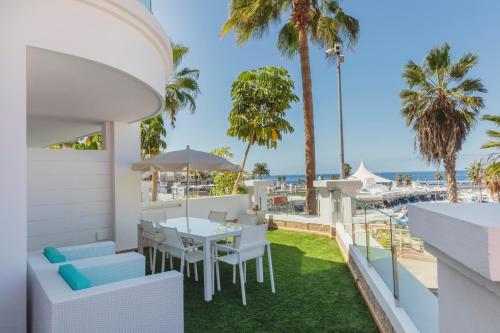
xmin=34 ymin=271 xmax=184 ymax=333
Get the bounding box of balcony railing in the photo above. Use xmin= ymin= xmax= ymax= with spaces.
xmin=340 ymin=193 xmax=439 ymax=332
xmin=137 ymin=0 xmax=152 ymax=12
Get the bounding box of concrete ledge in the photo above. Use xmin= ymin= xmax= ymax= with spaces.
xmin=265 ymin=214 xmax=332 ymax=237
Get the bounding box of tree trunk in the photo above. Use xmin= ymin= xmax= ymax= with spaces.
xmin=151 ymin=167 xmax=158 ymax=202
xmin=444 ymin=155 xmax=458 ymax=203
xmin=297 ymin=24 xmax=317 ymax=215
xmin=232 ymin=139 xmax=252 ymax=194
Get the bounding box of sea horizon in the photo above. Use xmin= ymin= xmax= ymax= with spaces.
xmin=264 ymin=170 xmax=468 ymax=183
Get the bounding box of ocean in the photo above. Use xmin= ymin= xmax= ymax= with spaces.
xmin=265 ymin=170 xmax=468 ymax=184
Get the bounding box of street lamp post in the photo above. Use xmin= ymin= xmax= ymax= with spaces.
xmin=327 ymin=43 xmax=345 ymax=179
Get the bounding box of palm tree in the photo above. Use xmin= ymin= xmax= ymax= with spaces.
xmin=253 ymin=163 xmax=271 ymax=179
xmin=467 ymin=161 xmax=485 ymax=202
xmin=140 ymin=115 xmax=167 ymax=201
xmin=140 ymin=115 xmax=167 ymax=160
xmin=481 ymin=114 xmax=500 ymax=150
xmin=404 ymin=174 xmax=412 ymax=186
xmin=400 ymin=43 xmax=486 ymax=202
xmin=479 ymin=115 xmax=500 ymax=201
xmin=484 ymin=167 xmax=500 ymax=202
xmin=435 ymin=170 xmax=443 ymax=182
xmin=164 ymin=43 xmax=200 ymax=127
xmin=228 ymin=67 xmax=296 ymax=193
xmin=396 ymin=174 xmax=404 ymax=187
xmin=221 ymin=0 xmax=359 ymax=215
xmin=343 ymin=163 xmax=352 ymax=178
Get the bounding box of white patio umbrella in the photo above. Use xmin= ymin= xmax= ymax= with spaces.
xmin=132 ymin=146 xmax=238 ymax=218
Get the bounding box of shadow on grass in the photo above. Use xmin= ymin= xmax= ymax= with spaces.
xmin=145 ymin=230 xmax=378 ymax=333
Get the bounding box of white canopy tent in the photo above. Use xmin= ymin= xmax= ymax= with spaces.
xmin=349 ymin=161 xmax=392 ymax=189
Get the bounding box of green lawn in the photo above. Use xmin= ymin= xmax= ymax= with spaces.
xmin=146 ymin=230 xmax=377 ymax=333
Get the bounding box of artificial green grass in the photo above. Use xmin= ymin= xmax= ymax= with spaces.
xmin=146 ymin=230 xmax=378 ymax=333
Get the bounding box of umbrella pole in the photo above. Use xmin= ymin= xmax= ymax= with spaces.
xmin=186 ymin=163 xmax=190 ymax=219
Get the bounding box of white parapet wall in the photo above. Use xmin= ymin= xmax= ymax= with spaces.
xmin=142 ymin=195 xmax=250 ymax=221
xmin=409 ymin=203 xmax=500 ymax=333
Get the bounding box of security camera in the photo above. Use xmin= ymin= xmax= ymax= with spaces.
xmin=334 ymin=42 xmax=342 ymax=54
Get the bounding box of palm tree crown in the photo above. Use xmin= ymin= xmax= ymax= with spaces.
xmin=165 ymin=43 xmax=200 ymax=127
xmin=253 ymin=163 xmax=271 ymax=179
xmin=400 ymin=43 xmax=486 ymax=202
xmin=140 ymin=115 xmax=167 ymax=160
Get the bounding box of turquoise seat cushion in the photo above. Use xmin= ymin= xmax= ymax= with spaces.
xmin=43 ymin=247 xmax=66 ymax=263
xmin=58 ymin=264 xmax=92 ymax=290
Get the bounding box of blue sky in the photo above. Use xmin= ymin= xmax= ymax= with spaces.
xmin=152 ymin=0 xmax=500 ymax=175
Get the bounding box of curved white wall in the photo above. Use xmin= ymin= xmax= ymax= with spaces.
xmin=0 ymin=1 xmax=173 ymax=331
xmin=18 ymin=0 xmax=172 ymax=99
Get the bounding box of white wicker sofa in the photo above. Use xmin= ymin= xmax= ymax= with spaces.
xmin=29 ymin=242 xmax=184 ymax=333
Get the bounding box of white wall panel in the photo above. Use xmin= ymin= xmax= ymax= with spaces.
xmin=27 ymin=148 xmax=113 ymax=251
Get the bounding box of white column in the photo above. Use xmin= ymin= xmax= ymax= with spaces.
xmin=243 ymin=179 xmax=272 ymax=211
xmin=409 ymin=204 xmax=500 ymax=333
xmin=0 ymin=5 xmax=27 ymax=332
xmin=313 ymin=180 xmax=362 ymax=225
xmin=109 ymin=122 xmax=141 ymax=251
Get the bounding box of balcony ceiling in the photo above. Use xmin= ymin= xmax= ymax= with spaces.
xmin=27 ymin=47 xmax=163 ymax=124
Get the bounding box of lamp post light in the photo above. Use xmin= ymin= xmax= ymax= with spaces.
xmin=326 ymin=43 xmax=345 ymax=179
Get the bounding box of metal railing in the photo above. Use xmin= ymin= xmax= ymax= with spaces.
xmin=267 ymin=189 xmax=321 ymax=217
xmin=340 ymin=192 xmax=439 ymax=332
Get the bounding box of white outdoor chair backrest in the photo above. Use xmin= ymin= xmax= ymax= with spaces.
xmin=237 ymin=224 xmax=268 ymax=261
xmin=140 ymin=219 xmax=157 ymax=234
xmin=236 ymin=214 xmax=258 ymax=225
xmin=161 ymin=226 xmax=185 ymax=250
xmin=208 ymin=211 xmax=227 ymax=223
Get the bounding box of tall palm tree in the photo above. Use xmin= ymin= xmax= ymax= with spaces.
xmin=253 ymin=163 xmax=271 ymax=179
xmin=467 ymin=161 xmax=485 ymax=202
xmin=140 ymin=115 xmax=167 ymax=201
xmin=435 ymin=170 xmax=443 ymax=182
xmin=165 ymin=43 xmax=200 ymax=127
xmin=400 ymin=43 xmax=486 ymax=202
xmin=342 ymin=162 xmax=352 ymax=178
xmin=227 ymin=67 xmax=297 ymax=194
xmin=221 ymin=0 xmax=359 ymax=215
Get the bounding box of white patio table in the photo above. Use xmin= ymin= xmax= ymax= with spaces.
xmin=157 ymin=217 xmax=246 ymax=301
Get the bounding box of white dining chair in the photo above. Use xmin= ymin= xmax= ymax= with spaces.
xmin=140 ymin=219 xmax=165 ymax=274
xmin=215 ymin=224 xmax=275 ymax=305
xmin=161 ymin=226 xmax=204 ymax=281
xmin=208 ymin=210 xmax=227 ymax=223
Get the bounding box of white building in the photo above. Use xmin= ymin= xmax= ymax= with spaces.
xmin=0 ymin=1 xmax=172 ymax=331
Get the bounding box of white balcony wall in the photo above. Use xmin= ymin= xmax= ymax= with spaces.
xmin=142 ymin=195 xmax=250 ymax=221
xmin=27 ymin=149 xmax=113 ymax=251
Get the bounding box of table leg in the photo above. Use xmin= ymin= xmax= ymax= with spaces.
xmin=256 ymin=257 xmax=264 ymax=283
xmin=137 ymin=224 xmax=143 ymax=254
xmin=203 ymin=238 xmax=212 ymax=301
